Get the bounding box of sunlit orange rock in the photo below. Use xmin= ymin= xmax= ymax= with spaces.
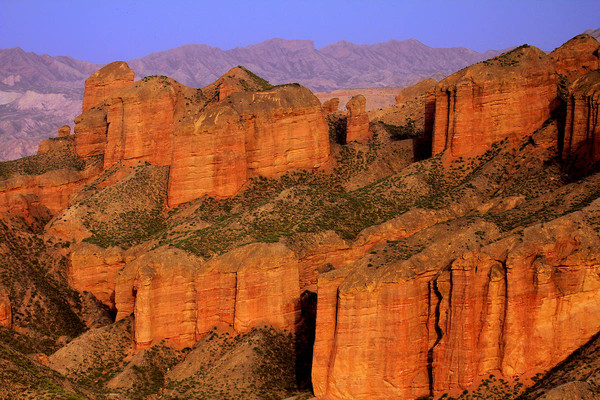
xmin=82 ymin=61 xmax=134 ymax=113
xmin=345 ymin=94 xmax=370 ymax=142
xmin=550 ymin=34 xmax=600 ymax=80
xmin=113 ymin=243 xmax=300 ymax=349
xmin=429 ymin=45 xmax=557 ymax=158
xmin=0 ymin=286 xmax=11 ymax=328
xmin=563 ymin=70 xmax=600 ymax=163
xmin=322 ymin=98 xmax=340 ymax=113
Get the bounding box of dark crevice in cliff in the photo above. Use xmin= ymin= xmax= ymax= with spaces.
xmin=427 ymin=275 xmax=446 ymax=396
xmin=295 ymin=290 xmax=317 ymax=391
xmin=498 ymin=259 xmax=509 ymax=366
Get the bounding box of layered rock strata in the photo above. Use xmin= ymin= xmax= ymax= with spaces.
xmin=73 ymin=66 xmax=330 ymax=207
xmin=312 ymin=209 xmax=600 ymax=399
xmin=549 ymin=34 xmax=600 ymax=80
xmin=103 ymin=243 xmax=300 ymax=349
xmin=429 ymin=46 xmax=558 ymax=158
xmin=345 ymin=95 xmax=370 ymax=142
xmin=322 ymin=98 xmax=340 ymax=113
xmin=82 ymin=61 xmax=134 ymax=113
xmin=563 ymin=70 xmax=600 ymax=163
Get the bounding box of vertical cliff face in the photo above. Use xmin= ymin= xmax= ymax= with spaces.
xmin=73 ymin=66 xmax=330 ymax=207
xmin=82 ymin=61 xmax=135 ymax=113
xmin=0 ymin=286 xmax=11 ymax=328
xmin=563 ymin=70 xmax=600 ymax=163
xmin=167 ymin=84 xmax=330 ymax=206
xmin=345 ymin=95 xmax=370 ymax=143
xmin=429 ymin=46 xmax=557 ymax=158
xmin=108 ymin=243 xmax=300 ymax=349
xmin=311 ymin=211 xmax=600 ymax=400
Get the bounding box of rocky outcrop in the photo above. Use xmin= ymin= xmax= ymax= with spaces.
xmin=69 ymin=243 xmax=125 ymax=311
xmin=73 ymin=66 xmax=330 ymax=207
xmin=168 ymin=84 xmax=329 ymax=205
xmin=550 ymin=34 xmax=600 ymax=81
xmin=82 ymin=61 xmax=134 ymax=113
xmin=312 ymin=208 xmax=600 ymax=399
xmin=345 ymin=95 xmax=370 ymax=143
xmin=0 ymin=286 xmax=11 ymax=328
xmin=0 ymin=164 xmax=101 ymax=218
xmin=322 ymin=98 xmax=340 ymax=113
xmin=429 ymin=45 xmax=558 ymax=158
xmin=563 ymin=70 xmax=600 ymax=163
xmin=58 ymin=125 xmax=71 ymax=137
xmin=113 ymin=243 xmax=300 ymax=349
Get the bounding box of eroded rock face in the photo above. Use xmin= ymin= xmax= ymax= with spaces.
xmin=345 ymin=94 xmax=370 ymax=142
xmin=429 ymin=46 xmax=558 ymax=158
xmin=0 ymin=286 xmax=11 ymax=328
xmin=168 ymin=84 xmax=330 ymax=206
xmin=82 ymin=61 xmax=135 ymax=113
xmin=550 ymin=34 xmax=600 ymax=80
xmin=113 ymin=243 xmax=300 ymax=349
xmin=73 ymin=66 xmax=330 ymax=207
xmin=69 ymin=243 xmax=125 ymax=311
xmin=58 ymin=125 xmax=71 ymax=137
xmin=563 ymin=70 xmax=600 ymax=163
xmin=311 ymin=210 xmax=600 ymax=400
xmin=322 ymin=97 xmax=340 ymax=113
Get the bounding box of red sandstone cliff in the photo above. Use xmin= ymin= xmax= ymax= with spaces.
xmin=82 ymin=61 xmax=135 ymax=113
xmin=345 ymin=95 xmax=370 ymax=143
xmin=429 ymin=45 xmax=558 ymax=158
xmin=563 ymin=70 xmax=600 ymax=163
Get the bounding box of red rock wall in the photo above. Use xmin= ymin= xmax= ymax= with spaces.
xmin=113 ymin=243 xmax=300 ymax=349
xmin=82 ymin=61 xmax=134 ymax=113
xmin=312 ymin=221 xmax=600 ymax=399
xmin=550 ymin=34 xmax=600 ymax=80
xmin=69 ymin=243 xmax=125 ymax=311
xmin=431 ymin=46 xmax=557 ymax=158
xmin=563 ymin=71 xmax=600 ymax=163
xmin=345 ymin=95 xmax=370 ymax=143
xmin=0 ymin=287 xmax=11 ymax=328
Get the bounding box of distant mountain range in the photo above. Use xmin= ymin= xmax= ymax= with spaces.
xmin=0 ymin=31 xmax=597 ymax=161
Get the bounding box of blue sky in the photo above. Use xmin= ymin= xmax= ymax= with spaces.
xmin=1 ymin=0 xmax=599 ymax=63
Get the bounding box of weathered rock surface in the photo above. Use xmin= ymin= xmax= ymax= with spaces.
xmin=429 ymin=45 xmax=558 ymax=158
xmin=82 ymin=61 xmax=134 ymax=113
xmin=537 ymin=381 xmax=599 ymax=400
xmin=312 ymin=203 xmax=600 ymax=399
xmin=550 ymin=34 xmax=600 ymax=80
xmin=0 ymin=286 xmax=11 ymax=328
xmin=73 ymin=65 xmax=330 ymax=207
xmin=0 ymin=164 xmax=101 ymax=218
xmin=345 ymin=95 xmax=370 ymax=142
xmin=57 ymin=125 xmax=71 ymax=137
xmin=113 ymin=243 xmax=300 ymax=349
xmin=69 ymin=243 xmax=125 ymax=311
xmin=322 ymin=98 xmax=340 ymax=113
xmin=168 ymin=84 xmax=330 ymax=205
xmin=563 ymin=70 xmax=600 ymax=163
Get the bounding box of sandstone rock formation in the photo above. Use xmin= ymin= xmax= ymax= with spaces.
xmin=322 ymin=98 xmax=340 ymax=113
xmin=73 ymin=65 xmax=329 ymax=207
xmin=429 ymin=45 xmax=558 ymax=158
xmin=112 ymin=243 xmax=300 ymax=349
xmin=563 ymin=70 xmax=600 ymax=163
xmin=58 ymin=125 xmax=71 ymax=137
xmin=82 ymin=61 xmax=134 ymax=113
xmin=550 ymin=34 xmax=600 ymax=80
xmin=345 ymin=94 xmax=370 ymax=142
xmin=0 ymin=286 xmax=11 ymax=328
xmin=312 ymin=208 xmax=600 ymax=399
xmin=69 ymin=243 xmax=125 ymax=311
xmin=168 ymin=84 xmax=330 ymax=205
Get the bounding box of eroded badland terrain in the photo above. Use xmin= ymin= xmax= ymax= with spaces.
xmin=1 ymin=33 xmax=600 ymax=400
